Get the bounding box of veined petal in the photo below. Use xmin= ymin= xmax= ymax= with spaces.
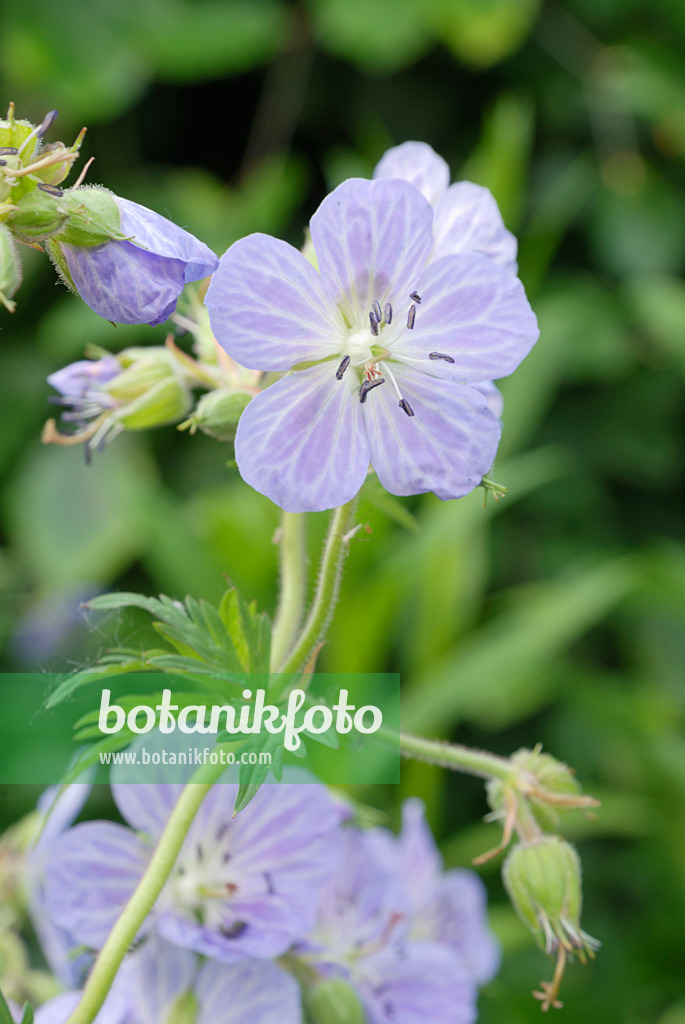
xmin=206 ymin=234 xmax=340 ymax=371
xmin=234 ymin=364 xmax=370 ymax=513
xmin=45 ymin=822 xmax=150 ymax=948
xmin=361 ymin=943 xmax=476 ymax=1024
xmin=394 ymin=252 xmax=538 ymax=382
xmin=373 ymin=142 xmax=450 ymax=206
xmin=117 ymin=199 xmax=218 ymax=282
xmin=432 ymin=182 xmax=518 ymax=273
xmin=156 ymin=901 xmax=299 ymax=962
xmin=111 ymin=783 xmax=184 ymax=841
xmin=364 ymin=367 xmax=501 ymax=499
xmin=120 ymin=937 xmax=197 ymax=1024
xmin=197 ymin=959 xmax=301 ymax=1024
xmin=62 ymin=242 xmax=185 ymax=326
xmin=472 ymin=380 xmax=504 ymax=420
xmin=310 ymin=178 xmax=433 ymax=328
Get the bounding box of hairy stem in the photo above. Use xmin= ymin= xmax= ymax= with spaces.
xmin=64 ymin=760 xmax=225 ymax=1024
xmin=397 ymin=730 xmax=516 ymax=782
xmin=270 ymin=511 xmax=307 ymax=669
xmin=277 ymin=498 xmax=358 ymax=674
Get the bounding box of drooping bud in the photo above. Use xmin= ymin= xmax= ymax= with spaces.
xmin=52 ymin=186 xmax=125 ymax=248
xmin=178 ymin=387 xmax=252 ymax=441
xmin=0 ymin=225 xmax=22 ymax=312
xmin=304 ymin=979 xmax=367 ymax=1024
xmin=503 ymin=838 xmax=587 ymax=954
xmin=7 ymin=190 xmax=70 ymax=243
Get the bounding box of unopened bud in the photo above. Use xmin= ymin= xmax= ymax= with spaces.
xmin=7 ymin=190 xmax=69 ymax=243
xmin=503 ymin=837 xmax=597 ymax=959
xmin=53 ymin=186 xmax=125 ymax=248
xmin=103 ymin=349 xmax=192 ymax=430
xmin=0 ymin=225 xmax=22 ymax=312
xmin=179 ymin=387 xmax=252 ymax=441
xmin=305 ymin=979 xmax=367 ymax=1024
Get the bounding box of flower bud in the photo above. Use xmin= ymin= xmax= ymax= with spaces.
xmin=104 ymin=349 xmax=192 ymax=430
xmin=179 ymin=387 xmax=252 ymax=441
xmin=7 ymin=190 xmax=70 ymax=243
xmin=0 ymin=225 xmax=22 ymax=312
xmin=503 ymin=837 xmax=597 ymax=958
xmin=53 ymin=186 xmax=125 ymax=248
xmin=305 ymin=979 xmax=367 ymax=1024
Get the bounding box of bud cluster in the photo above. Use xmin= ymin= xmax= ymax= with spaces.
xmin=476 ymin=745 xmax=601 ymax=1011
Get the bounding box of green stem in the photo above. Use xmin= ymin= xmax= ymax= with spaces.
xmin=270 ymin=511 xmax=307 ymax=669
xmin=64 ymin=760 xmax=224 ymax=1024
xmin=277 ymin=498 xmax=358 ymax=674
xmin=397 ymin=730 xmax=516 ymax=782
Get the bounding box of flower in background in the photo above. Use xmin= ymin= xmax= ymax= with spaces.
xmin=373 ymin=141 xmax=518 ymax=274
xmin=296 ymin=824 xmax=486 ymax=1024
xmin=46 ymin=186 xmax=218 ymax=326
xmin=207 ymin=176 xmax=537 ymax=512
xmin=28 ymin=937 xmax=301 ymax=1024
xmin=44 ymin=782 xmax=342 ymax=964
xmin=366 ymin=798 xmax=500 ymax=986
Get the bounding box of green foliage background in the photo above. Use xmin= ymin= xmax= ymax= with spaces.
xmin=1 ymin=0 xmax=685 ymax=1020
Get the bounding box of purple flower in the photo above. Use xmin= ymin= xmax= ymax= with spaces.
xmin=44 ymin=782 xmax=341 ymax=964
xmin=56 ymin=197 xmax=218 ymax=326
xmin=299 ymin=828 xmax=478 ymax=1024
xmin=29 ymin=938 xmax=301 ymax=1024
xmin=373 ymin=141 xmax=518 ymax=274
xmin=206 ymin=177 xmax=537 ymax=513
xmin=366 ymin=799 xmax=500 ymax=986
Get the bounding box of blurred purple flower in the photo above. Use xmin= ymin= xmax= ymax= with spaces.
xmin=30 ymin=937 xmax=301 ymax=1024
xmin=300 ymin=828 xmax=479 ymax=1024
xmin=367 ymin=798 xmax=501 ymax=986
xmin=44 ymin=782 xmax=341 ymax=964
xmin=373 ymin=141 xmax=518 ymax=274
xmin=58 ymin=198 xmax=217 ymax=326
xmin=207 ymin=177 xmax=538 ymax=512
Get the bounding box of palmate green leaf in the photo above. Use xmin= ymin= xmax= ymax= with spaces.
xmin=72 ymin=691 xmax=222 ymax=734
xmin=20 ymin=1003 xmax=34 ymax=1024
xmin=233 ymin=736 xmax=284 ymax=814
xmin=46 ymin=661 xmax=153 ymax=709
xmin=219 ymin=588 xmax=272 ymax=673
xmin=60 ymin=734 xmax=136 ymax=785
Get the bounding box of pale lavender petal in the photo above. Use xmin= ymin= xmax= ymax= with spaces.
xmin=394 ymin=252 xmax=538 ymax=382
xmin=117 ymin=199 xmax=218 ymax=282
xmin=197 ymin=959 xmax=301 ymax=1024
xmin=234 ymin=364 xmax=370 ymax=512
xmin=395 ymin=799 xmax=443 ymax=904
xmin=431 ymin=871 xmax=501 ymax=985
xmin=472 ymin=380 xmax=504 ymax=420
xmin=63 ymin=242 xmax=185 ymax=326
xmin=118 ymin=937 xmax=197 ymax=1024
xmin=360 ymin=943 xmax=476 ymax=1024
xmin=45 ymin=822 xmax=150 ymax=947
xmin=363 ymin=366 xmax=501 ymax=499
xmin=47 ymin=358 xmax=120 ymax=399
xmin=157 ymin=898 xmax=303 ymax=963
xmin=111 ymin=783 xmax=184 ymax=840
xmin=310 ymin=179 xmax=434 ymax=328
xmin=432 ymin=182 xmax=518 ymax=273
xmin=373 ymin=142 xmax=450 ymax=206
xmin=33 ymin=992 xmax=126 ymax=1024
xmin=206 ymin=234 xmax=341 ymax=371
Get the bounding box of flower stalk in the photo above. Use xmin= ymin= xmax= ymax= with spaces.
xmin=270 ymin=511 xmax=308 ymax=669
xmin=63 ymin=759 xmax=225 ymax=1024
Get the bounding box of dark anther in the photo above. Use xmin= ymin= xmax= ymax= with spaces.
xmin=196 ymin=843 xmax=204 ymax=862
xmin=399 ymin=398 xmax=415 ymax=417
xmin=428 ymin=351 xmax=455 ymax=363
xmin=264 ymin=872 xmax=275 ymax=895
xmin=407 ymin=304 xmax=416 ymax=329
xmin=359 ymin=377 xmax=385 ymax=404
xmin=220 ymin=921 xmax=248 ymax=939
xmin=369 ymin=311 xmax=379 ymax=336
xmin=384 ymin=302 xmax=393 ymax=324
xmin=372 ymin=301 xmax=382 ymax=323
xmin=409 ymin=291 xmax=422 ymax=304
xmin=216 ymin=823 xmax=230 ymax=841
xmin=0 ymin=148 xmax=19 ymax=155
xmin=38 ymin=182 xmax=63 ymax=197
xmin=38 ymin=110 xmax=58 ymax=137
xmin=335 ymin=355 xmax=351 ymax=380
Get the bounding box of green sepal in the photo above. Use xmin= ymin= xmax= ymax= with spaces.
xmin=54 ymin=186 xmax=125 ymax=247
